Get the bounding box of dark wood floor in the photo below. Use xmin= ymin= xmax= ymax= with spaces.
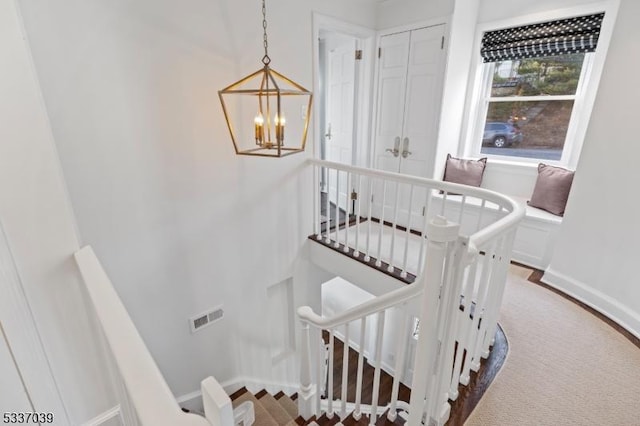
xmin=324 ymin=331 xmax=411 ymax=406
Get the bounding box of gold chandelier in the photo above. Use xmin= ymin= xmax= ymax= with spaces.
xmin=218 ymin=0 xmax=313 ymax=157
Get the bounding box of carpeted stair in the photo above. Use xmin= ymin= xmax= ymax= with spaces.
xmin=230 ymin=387 xmax=405 ymax=426
xmin=231 ymin=388 xmax=306 ymax=426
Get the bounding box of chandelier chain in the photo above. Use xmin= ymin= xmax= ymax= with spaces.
xmin=261 ymin=0 xmax=270 ymax=65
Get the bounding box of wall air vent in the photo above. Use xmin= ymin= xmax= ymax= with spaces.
xmin=189 ymin=306 xmax=224 ymax=333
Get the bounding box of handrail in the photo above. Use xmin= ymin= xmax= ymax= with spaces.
xmin=297 ymin=274 xmax=424 ymax=329
xmin=307 ymin=158 xmax=525 ymax=254
xmin=75 ymin=246 xmax=220 ymax=426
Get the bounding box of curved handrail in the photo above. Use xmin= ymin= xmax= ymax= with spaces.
xmin=297 ymin=274 xmax=424 ymax=328
xmin=302 ymin=158 xmax=525 ymax=327
xmin=307 ymin=158 xmax=525 ymax=254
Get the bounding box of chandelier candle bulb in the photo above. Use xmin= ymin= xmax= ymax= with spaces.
xmin=254 ymin=114 xmax=264 ymax=145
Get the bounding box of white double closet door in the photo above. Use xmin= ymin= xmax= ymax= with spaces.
xmin=372 ymin=24 xmax=446 ymax=229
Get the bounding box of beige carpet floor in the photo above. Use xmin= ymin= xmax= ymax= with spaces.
xmin=465 ymin=265 xmax=640 ymax=426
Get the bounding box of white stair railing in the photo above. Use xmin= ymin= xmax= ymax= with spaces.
xmin=75 ymin=246 xmax=246 ymax=426
xmin=300 ymin=159 xmax=525 ymax=425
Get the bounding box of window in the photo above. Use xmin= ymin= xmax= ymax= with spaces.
xmin=480 ymin=53 xmax=589 ymax=161
xmin=470 ymin=13 xmax=605 ymax=164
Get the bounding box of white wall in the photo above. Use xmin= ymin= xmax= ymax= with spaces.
xmin=432 ymin=0 xmax=480 ymax=179
xmin=477 ymin=0 xmax=604 ymax=23
xmin=545 ymin=0 xmax=640 ymax=337
xmin=0 ymin=0 xmax=117 ymax=423
xmin=16 ymin=0 xmax=377 ymax=401
xmin=0 ymin=324 xmax=32 ymax=414
xmin=376 ymin=0 xmax=453 ymax=30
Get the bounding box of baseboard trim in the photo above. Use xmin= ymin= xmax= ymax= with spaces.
xmin=542 ymin=268 xmax=640 ymax=342
xmin=81 ymin=405 xmax=122 ymax=426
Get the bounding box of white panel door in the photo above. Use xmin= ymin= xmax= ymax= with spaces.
xmin=371 ymin=31 xmax=411 ymax=220
xmin=371 ymin=25 xmax=446 ymax=228
xmin=398 ymin=25 xmax=446 ymax=229
xmin=0 ymin=324 xmax=33 ymax=414
xmin=326 ymin=39 xmax=357 ymax=210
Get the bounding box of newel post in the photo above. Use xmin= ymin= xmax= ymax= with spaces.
xmin=407 ymin=216 xmax=460 ymax=426
xmin=298 ymin=314 xmax=316 ymax=419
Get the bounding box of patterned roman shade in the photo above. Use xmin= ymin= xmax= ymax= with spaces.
xmin=481 ymin=13 xmax=605 ymax=63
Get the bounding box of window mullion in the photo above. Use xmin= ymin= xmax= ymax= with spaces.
xmin=486 ymin=95 xmax=577 ymax=103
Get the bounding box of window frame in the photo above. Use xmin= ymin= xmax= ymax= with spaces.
xmin=461 ymin=1 xmax=620 ymax=171
xmin=470 ymin=52 xmax=595 ymax=166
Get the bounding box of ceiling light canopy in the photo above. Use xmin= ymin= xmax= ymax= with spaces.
xmin=218 ymin=0 xmax=313 ymax=157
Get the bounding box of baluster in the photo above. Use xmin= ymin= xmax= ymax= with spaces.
xmin=417 ymin=188 xmax=433 ymax=273
xmin=365 ymin=178 xmax=374 ymax=262
xmin=458 ymin=195 xmax=467 ymax=226
xmin=354 ymin=175 xmax=363 ymax=258
xmin=315 ymin=165 xmax=321 ymax=239
xmin=334 ymin=171 xmax=341 ymax=248
xmin=468 ymin=240 xmax=497 ymax=373
xmin=327 ymin=330 xmax=335 ymax=418
xmin=387 ymin=181 xmax=401 ymax=272
xmin=476 ymin=199 xmax=487 ymax=234
xmin=480 ymin=233 xmax=513 ymax=357
xmin=317 ymin=333 xmax=324 ymax=414
xmin=369 ymin=310 xmax=386 ymax=426
xmin=441 ymin=191 xmax=448 ymax=216
xmin=344 ymin=173 xmax=351 ymax=253
xmin=353 ymin=317 xmax=367 ymax=421
xmin=376 ymin=181 xmax=387 ymax=267
xmin=340 ymin=323 xmax=350 ymax=419
xmin=325 ymin=169 xmax=332 ymax=243
xmin=401 ymin=185 xmax=415 ymax=278
xmin=474 ymin=238 xmax=504 ymax=364
xmin=453 ymin=259 xmax=477 ymax=388
xmin=388 ymin=311 xmax=410 ymax=421
xmin=298 ymin=321 xmax=315 ymax=419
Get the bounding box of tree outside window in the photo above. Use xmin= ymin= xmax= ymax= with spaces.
xmin=480 ymin=53 xmax=587 ymax=161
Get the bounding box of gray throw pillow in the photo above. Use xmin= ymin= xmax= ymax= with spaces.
xmin=528 ymin=163 xmax=575 ymax=216
xmin=443 ymin=154 xmax=487 ymax=188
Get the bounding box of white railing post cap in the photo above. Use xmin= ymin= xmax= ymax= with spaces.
xmin=426 ymin=215 xmax=460 ymax=243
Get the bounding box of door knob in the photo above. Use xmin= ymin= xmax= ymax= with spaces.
xmin=385 ymin=136 xmax=401 ymax=157
xmin=325 ymin=123 xmax=332 ymax=140
xmin=401 ymin=137 xmax=412 ymax=158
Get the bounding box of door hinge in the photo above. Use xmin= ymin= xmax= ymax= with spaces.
xmin=441 ymin=36 xmax=445 ymax=50
xmin=378 ymin=47 xmax=381 ymax=58
xmin=422 ymin=206 xmax=426 ymax=216
xmin=371 ymin=194 xmax=374 ymax=203
xmin=351 ymin=190 xmax=358 ymax=200
xmin=355 ymin=49 xmax=363 ymax=60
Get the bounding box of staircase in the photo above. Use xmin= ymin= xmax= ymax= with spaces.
xmin=74 ymin=159 xmax=525 ymax=426
xmin=230 ymin=387 xmax=406 ymax=426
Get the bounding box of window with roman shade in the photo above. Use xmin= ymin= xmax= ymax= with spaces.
xmin=469 ymin=12 xmax=606 ymax=164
